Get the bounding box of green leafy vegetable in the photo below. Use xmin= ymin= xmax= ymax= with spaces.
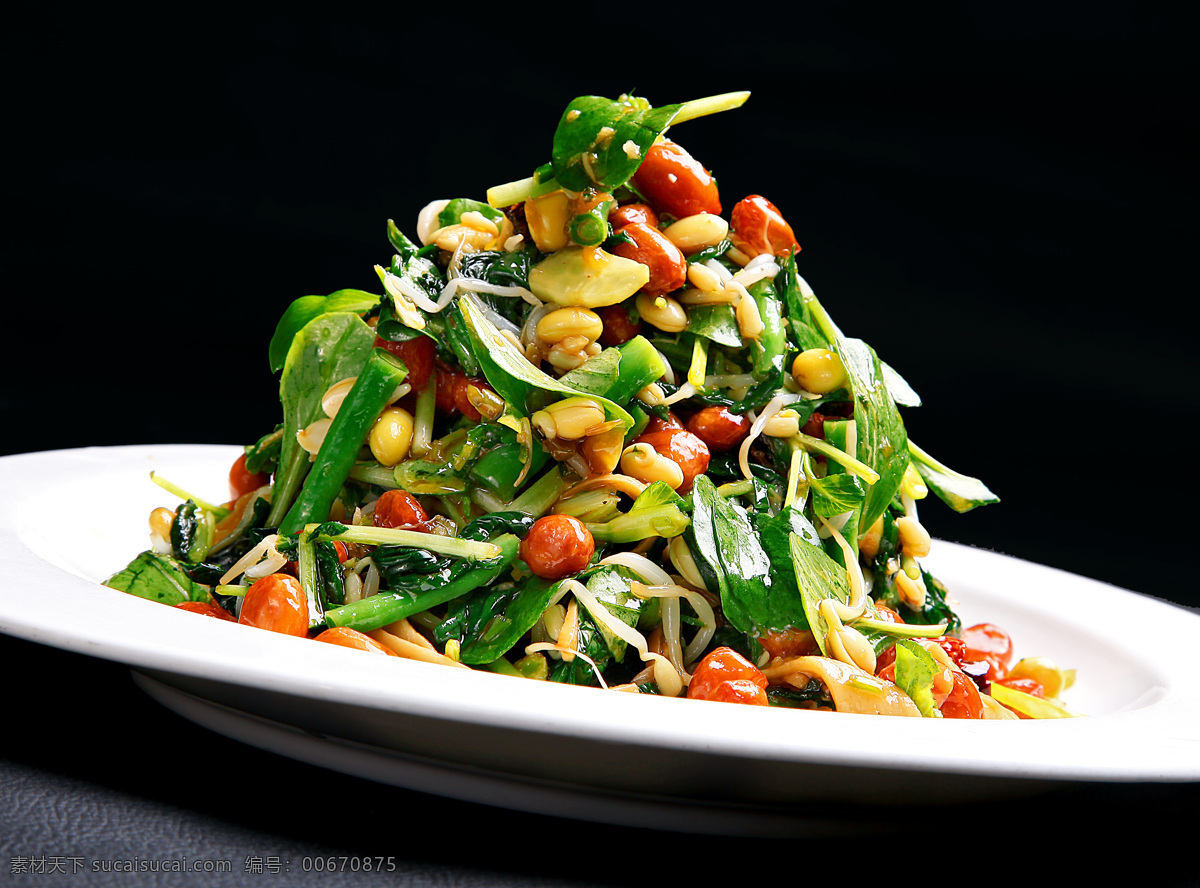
xmin=551 ymin=95 xmax=683 ymax=193
xmin=267 ymin=289 xmax=380 ymax=374
xmin=686 ymin=304 xmax=743 ymax=348
xmin=893 ymin=639 xmax=941 ymax=717
xmin=747 ymin=278 xmax=787 ymax=376
xmin=459 ymin=294 xmax=633 ymax=430
xmin=439 ymin=574 xmax=559 ymax=665
xmin=170 ymin=500 xmax=213 ymax=564
xmin=907 ymin=440 xmax=999 ymax=512
xmin=788 ymin=532 xmax=851 ymax=654
xmin=549 ymin=92 xmax=749 ymax=193
xmin=324 ymin=534 xmax=521 ymax=633
xmin=580 ymin=565 xmax=645 ymax=662
xmin=438 ymin=198 xmax=504 ymax=228
xmin=279 ymin=347 xmax=409 ymax=535
xmin=268 ymin=312 xmax=376 ymax=528
xmin=586 ymin=481 xmax=691 ymax=543
xmin=800 ymin=278 xmax=908 ymax=531
xmin=691 ymin=475 xmax=807 ymax=636
xmin=105 ymin=551 xmax=210 ymax=605
xmin=556 ymin=335 xmax=666 ymax=405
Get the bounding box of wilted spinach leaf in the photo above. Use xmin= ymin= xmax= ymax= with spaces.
xmin=691 ymin=475 xmax=807 ymax=636
xmin=105 ymin=551 xmax=210 ymax=605
xmin=551 ymin=95 xmax=682 ymax=192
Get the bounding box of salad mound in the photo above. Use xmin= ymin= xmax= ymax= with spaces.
xmin=107 ymin=90 xmax=1076 ymax=720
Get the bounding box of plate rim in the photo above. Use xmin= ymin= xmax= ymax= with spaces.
xmin=2 ymin=443 xmax=1199 ymax=786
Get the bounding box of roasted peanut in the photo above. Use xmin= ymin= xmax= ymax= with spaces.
xmin=610 ymin=222 xmax=687 ymax=297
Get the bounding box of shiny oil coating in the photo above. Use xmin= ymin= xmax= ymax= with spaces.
xmin=238 ymin=574 xmax=309 ymax=637
xmin=519 ymin=515 xmax=595 ymax=580
xmin=631 ymin=140 xmax=721 ymax=218
xmin=632 ymin=426 xmax=711 ymax=494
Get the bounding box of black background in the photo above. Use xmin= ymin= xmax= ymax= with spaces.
xmin=5 ymin=6 xmax=1198 ymax=886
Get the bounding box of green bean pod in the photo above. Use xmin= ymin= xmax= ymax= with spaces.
xmin=278 ymin=348 xmax=408 ymax=535
xmin=749 ymin=278 xmax=786 ymax=376
xmin=322 ymin=534 xmax=520 ymax=633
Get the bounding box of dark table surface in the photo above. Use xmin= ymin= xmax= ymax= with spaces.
xmin=7 ymin=6 xmax=1198 ymax=886
xmin=5 ymin=631 xmax=1200 ymax=887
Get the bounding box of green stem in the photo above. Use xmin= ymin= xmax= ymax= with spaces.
xmin=749 ymin=278 xmax=785 ymax=377
xmin=296 ymin=529 xmax=325 ymax=630
xmin=795 ymin=432 xmax=879 ymax=484
xmin=266 ymin=449 xmax=310 ymax=529
xmin=483 ymin=657 xmax=522 ymax=677
xmin=672 ymin=91 xmax=751 ymax=125
xmin=856 ymin=618 xmax=947 ymax=639
xmin=470 ymin=487 xmax=509 ymax=514
xmin=308 ymin=523 xmax=503 ymax=561
xmin=587 ymin=503 xmax=690 ymax=544
xmin=507 ymin=466 xmax=569 ymax=517
xmin=149 ymin=472 xmax=230 ymax=519
xmin=411 ymin=376 xmax=438 ymax=457
xmin=347 ymin=463 xmax=398 ymax=489
xmin=688 ymin=336 xmax=708 ymax=389
xmin=716 ymin=479 xmax=756 ymax=499
xmin=486 ymin=163 xmax=560 ymax=209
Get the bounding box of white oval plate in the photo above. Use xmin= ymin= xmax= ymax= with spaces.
xmin=2 ymin=445 xmax=1198 ymax=833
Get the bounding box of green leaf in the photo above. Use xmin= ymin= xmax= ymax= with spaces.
xmin=799 ymin=274 xmax=909 ymax=531
xmin=882 ymin=361 xmax=921 ymax=408
xmin=907 ymin=440 xmax=999 ymax=512
xmin=778 ymin=255 xmax=829 ymax=351
xmin=554 ymin=335 xmax=667 ymax=407
xmin=549 ymin=608 xmax=613 ymax=686
xmin=268 ymin=289 xmax=380 ymax=373
xmin=551 ymin=95 xmax=682 ymax=192
xmin=752 ymin=508 xmax=820 ymax=632
xmin=582 ymin=565 xmax=645 ymax=662
xmin=748 ymin=279 xmax=786 ymax=376
xmin=438 ymin=198 xmax=504 ymax=228
xmin=893 ymin=639 xmax=941 ymax=717
xmin=455 ymin=251 xmax=540 ymax=321
xmin=686 ymin=304 xmax=743 ymax=348
xmin=170 ymin=500 xmax=212 ymax=563
xmin=554 ymin=346 xmax=623 ymax=398
xmin=268 ymin=312 xmax=376 ymax=527
xmin=105 ymin=551 xmax=210 ymax=605
xmin=458 ymin=294 xmax=633 ymax=429
xmin=691 ymin=475 xmax=807 ymax=635
xmin=377 ymin=250 xmax=446 ymax=332
xmin=447 ymin=574 xmax=560 ymax=665
xmin=386 ymin=219 xmax=421 ymax=260
xmin=787 ymin=532 xmax=851 ymax=654
xmin=809 ymin=472 xmax=868 ymax=518
xmin=243 ymin=427 xmax=283 ymax=476
xmin=842 ymin=338 xmax=908 ymax=531
xmin=468 ymin=427 xmax=550 ymax=501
